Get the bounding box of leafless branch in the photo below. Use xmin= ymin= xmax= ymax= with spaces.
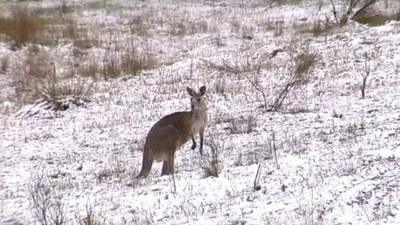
xmin=352 ymin=0 xmax=379 ymax=19
xmin=329 ymin=0 xmax=339 ymax=24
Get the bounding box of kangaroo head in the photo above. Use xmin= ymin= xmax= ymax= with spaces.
xmin=186 ymin=86 xmax=207 ymax=112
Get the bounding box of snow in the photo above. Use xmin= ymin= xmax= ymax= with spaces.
xmin=1 ymin=0 xmax=400 ymax=225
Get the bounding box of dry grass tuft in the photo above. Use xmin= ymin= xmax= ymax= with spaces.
xmin=79 ymin=45 xmax=158 ymax=80
xmin=294 ymin=52 xmax=317 ymax=76
xmin=77 ymin=204 xmax=106 ymax=225
xmin=202 ymin=138 xmax=222 ymax=178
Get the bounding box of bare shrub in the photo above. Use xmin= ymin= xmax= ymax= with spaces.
xmin=29 ymin=169 xmax=68 ymax=225
xmin=202 ymin=57 xmax=270 ymax=110
xmin=329 ymin=0 xmax=379 ymax=26
xmin=203 ymin=48 xmax=316 ymax=112
xmin=354 ymin=49 xmax=380 ymax=99
xmin=270 ymin=52 xmax=316 ymax=111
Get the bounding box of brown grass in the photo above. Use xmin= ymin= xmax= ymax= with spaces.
xmin=0 ymin=7 xmax=46 ymax=48
xmin=78 ymin=46 xmax=158 ymax=80
xmin=10 ymin=46 xmax=93 ymax=106
xmin=294 ymin=52 xmax=317 ymax=76
xmin=129 ymin=14 xmax=150 ymax=36
xmin=169 ymin=19 xmax=211 ymax=36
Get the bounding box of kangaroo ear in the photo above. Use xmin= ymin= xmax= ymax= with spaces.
xmin=199 ymin=86 xmax=206 ymax=95
xmin=186 ymin=87 xmax=195 ymax=96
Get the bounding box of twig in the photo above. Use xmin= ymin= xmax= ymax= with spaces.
xmin=242 ymin=73 xmax=268 ymax=110
xmin=360 ymin=53 xmax=370 ymax=99
xmin=352 ymin=0 xmax=378 ymax=19
xmin=272 ymin=132 xmax=279 ymax=170
xmin=254 ymin=164 xmax=262 ymax=191
xmin=329 ymin=0 xmax=339 ymax=24
xmin=172 ymin=173 xmax=177 ymax=194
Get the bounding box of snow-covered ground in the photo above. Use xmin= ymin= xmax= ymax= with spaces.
xmin=1 ymin=1 xmax=400 ymax=225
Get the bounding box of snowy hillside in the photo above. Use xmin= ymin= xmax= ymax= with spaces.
xmin=1 ymin=1 xmax=400 ymax=225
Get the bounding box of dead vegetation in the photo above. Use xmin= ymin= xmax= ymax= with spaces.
xmin=29 ymin=169 xmax=68 ymax=225
xmin=329 ymin=0 xmax=380 ymax=26
xmin=0 ymin=7 xmax=45 ymax=48
xmin=203 ymin=48 xmax=317 ymax=112
xmin=202 ymin=138 xmax=222 ymax=178
xmin=77 ymin=204 xmax=106 ymax=225
xmin=353 ymin=7 xmax=400 ymax=26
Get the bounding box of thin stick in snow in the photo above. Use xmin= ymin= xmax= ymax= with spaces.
xmin=254 ymin=164 xmax=262 ymax=191
xmin=172 ymin=173 xmax=177 ymax=194
xmin=272 ymin=132 xmax=280 ymax=170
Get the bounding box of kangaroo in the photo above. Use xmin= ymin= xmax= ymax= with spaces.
xmin=136 ymin=86 xmax=207 ymax=178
